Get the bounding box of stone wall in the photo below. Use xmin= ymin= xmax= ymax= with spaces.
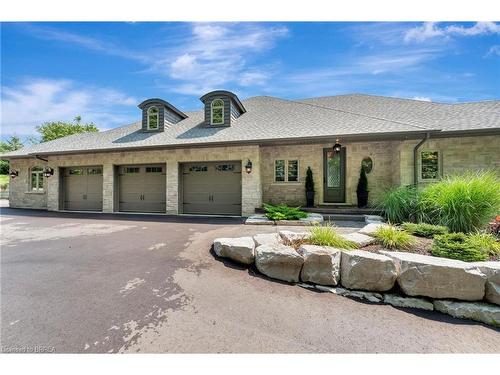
xmin=260 ymin=140 xmax=398 ymax=206
xmin=396 ymin=134 xmax=500 ymax=188
xmin=9 ymin=158 xmax=48 ymax=209
xmin=9 ymin=145 xmax=262 ymax=216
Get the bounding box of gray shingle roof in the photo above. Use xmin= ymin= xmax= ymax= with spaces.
xmin=3 ymin=94 xmax=499 ymax=158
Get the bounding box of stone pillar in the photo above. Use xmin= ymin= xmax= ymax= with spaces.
xmin=241 ymin=146 xmax=262 ymax=216
xmin=166 ymin=161 xmax=179 ymax=215
xmin=46 ymin=163 xmax=59 ymax=211
xmin=102 ymin=163 xmax=114 ymax=213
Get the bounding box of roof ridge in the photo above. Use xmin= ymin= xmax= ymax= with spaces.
xmin=276 ymin=96 xmax=433 ymax=131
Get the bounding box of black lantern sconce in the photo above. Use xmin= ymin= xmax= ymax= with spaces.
xmin=9 ymin=170 xmax=19 ymax=178
xmin=245 ymin=160 xmax=253 ymax=174
xmin=43 ymin=167 xmax=54 ymax=178
xmin=333 ymin=138 xmax=342 ymax=154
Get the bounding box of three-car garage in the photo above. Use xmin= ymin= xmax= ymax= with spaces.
xmin=61 ymin=161 xmax=242 ymax=215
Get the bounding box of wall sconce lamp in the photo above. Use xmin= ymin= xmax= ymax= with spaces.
xmin=333 ymin=138 xmax=342 ymax=154
xmin=9 ymin=170 xmax=19 ymax=178
xmin=43 ymin=167 xmax=54 ymax=178
xmin=245 ymin=160 xmax=253 ymax=174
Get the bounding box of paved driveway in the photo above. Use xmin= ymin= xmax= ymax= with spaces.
xmin=1 ymin=205 xmax=498 ymax=353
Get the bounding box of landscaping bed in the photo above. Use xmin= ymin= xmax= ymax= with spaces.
xmin=212 ymin=222 xmax=500 ymax=327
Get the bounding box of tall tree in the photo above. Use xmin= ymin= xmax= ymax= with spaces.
xmin=0 ymin=136 xmax=24 ymax=174
xmin=36 ymin=116 xmax=99 ymax=142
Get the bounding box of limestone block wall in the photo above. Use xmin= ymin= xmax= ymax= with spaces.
xmin=396 ymin=134 xmax=500 ymax=188
xmin=8 ymin=158 xmax=48 ymax=209
xmin=260 ymin=140 xmax=398 ymax=207
xmin=9 ymin=145 xmax=261 ymax=216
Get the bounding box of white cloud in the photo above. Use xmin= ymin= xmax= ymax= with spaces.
xmin=405 ymin=22 xmax=500 ymax=43
xmin=486 ymin=45 xmax=500 ymax=57
xmin=161 ymin=23 xmax=288 ymax=94
xmin=412 ymin=96 xmax=432 ymax=102
xmin=0 ymin=79 xmax=138 ymax=137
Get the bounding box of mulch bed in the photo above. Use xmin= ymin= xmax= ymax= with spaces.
xmin=361 ymin=237 xmax=433 ymax=256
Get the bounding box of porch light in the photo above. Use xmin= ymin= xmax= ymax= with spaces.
xmin=245 ymin=160 xmax=253 ymax=174
xmin=333 ymin=138 xmax=342 ymax=154
xmin=43 ymin=167 xmax=54 ymax=178
xmin=9 ymin=170 xmax=19 ymax=178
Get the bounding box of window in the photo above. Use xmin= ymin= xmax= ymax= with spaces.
xmin=421 ymin=150 xmax=440 ymax=180
xmin=189 ymin=165 xmax=208 ymax=172
xmin=147 ymin=106 xmax=159 ymax=130
xmin=211 ymin=99 xmax=224 ymax=125
xmin=30 ymin=166 xmax=44 ymax=191
xmin=123 ymin=167 xmax=140 ymax=174
xmin=215 ymin=164 xmax=234 ymax=172
xmin=87 ymin=168 xmax=102 ymax=175
xmin=275 ymin=160 xmax=299 ymax=182
xmin=146 ymin=166 xmax=163 ymax=173
xmin=69 ymin=168 xmax=84 ymax=175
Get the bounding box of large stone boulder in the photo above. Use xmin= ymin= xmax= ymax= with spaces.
xmin=340 ymin=250 xmax=397 ymax=292
xmin=340 ymin=232 xmax=375 ymax=247
xmin=253 ymin=233 xmax=281 ymax=247
xmin=255 ymin=244 xmax=304 ymax=282
xmin=470 ymin=261 xmax=500 ymax=306
xmin=381 ymin=251 xmax=487 ymax=301
xmin=358 ymin=223 xmax=388 ymax=237
xmin=434 ymin=300 xmax=500 ymax=327
xmin=383 ymin=294 xmax=434 ymax=311
xmin=213 ymin=237 xmax=255 ymax=265
xmin=297 ymin=245 xmax=341 ymax=285
xmin=278 ymin=230 xmax=310 ymax=244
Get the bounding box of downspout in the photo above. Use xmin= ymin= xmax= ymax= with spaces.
xmin=413 ymin=132 xmax=430 ymax=186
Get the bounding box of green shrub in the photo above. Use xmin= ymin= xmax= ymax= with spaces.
xmin=263 ymin=203 xmax=308 ymax=221
xmin=466 ymin=232 xmax=500 ymax=257
xmin=373 ymin=225 xmax=416 ymax=250
xmin=431 ymin=233 xmax=488 ymax=262
xmin=420 ymin=171 xmax=500 ymax=233
xmin=379 ymin=186 xmax=420 ymax=224
xmin=309 ymin=223 xmax=358 ymax=249
xmin=401 ymin=222 xmax=448 ymax=238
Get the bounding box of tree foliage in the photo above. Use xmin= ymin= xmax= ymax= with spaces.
xmin=0 ymin=136 xmax=24 ymax=174
xmin=36 ymin=116 xmax=99 ymax=142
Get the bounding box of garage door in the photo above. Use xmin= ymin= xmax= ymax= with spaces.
xmin=182 ymin=161 xmax=241 ymax=215
xmin=118 ymin=165 xmax=166 ymax=213
xmin=63 ymin=166 xmax=103 ymax=211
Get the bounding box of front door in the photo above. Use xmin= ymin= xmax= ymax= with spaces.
xmin=323 ymin=147 xmax=346 ymax=203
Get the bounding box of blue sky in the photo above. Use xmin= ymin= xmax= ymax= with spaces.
xmin=1 ymin=22 xmax=499 ymax=139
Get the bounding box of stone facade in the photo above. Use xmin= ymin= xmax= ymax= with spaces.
xmin=7 ymin=134 xmax=499 ymax=215
xmin=9 ymin=145 xmax=262 ymax=216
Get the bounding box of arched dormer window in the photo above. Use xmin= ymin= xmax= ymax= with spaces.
xmin=147 ymin=106 xmax=159 ymax=130
xmin=211 ymin=99 xmax=224 ymax=125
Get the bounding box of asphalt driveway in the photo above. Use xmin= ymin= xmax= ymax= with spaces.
xmin=1 ymin=205 xmax=499 ymax=353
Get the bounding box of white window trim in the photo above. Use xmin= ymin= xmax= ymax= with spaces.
xmin=420 ymin=149 xmax=441 ymax=181
xmin=30 ymin=167 xmax=44 ymax=192
xmin=210 ymin=99 xmax=224 ymax=125
xmin=274 ymin=159 xmax=300 ymax=183
xmin=147 ymin=106 xmax=159 ymax=130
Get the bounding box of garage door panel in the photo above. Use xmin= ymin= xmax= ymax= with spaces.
xmin=118 ymin=164 xmax=166 ymax=213
xmin=182 ymin=161 xmax=242 ymax=215
xmin=63 ymin=166 xmax=103 ymax=211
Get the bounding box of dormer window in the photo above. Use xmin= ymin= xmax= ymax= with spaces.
xmin=211 ymin=99 xmax=224 ymax=125
xmin=147 ymin=106 xmax=159 ymax=130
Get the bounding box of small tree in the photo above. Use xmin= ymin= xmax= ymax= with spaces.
xmin=36 ymin=116 xmax=99 ymax=142
xmin=305 ymin=166 xmax=315 ymax=192
xmin=356 ymin=166 xmax=369 ymax=208
xmin=356 ymin=166 xmax=368 ymax=194
xmin=305 ymin=166 xmax=315 ymax=207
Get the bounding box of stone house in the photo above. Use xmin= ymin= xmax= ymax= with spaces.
xmin=3 ymin=91 xmax=499 ymax=216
